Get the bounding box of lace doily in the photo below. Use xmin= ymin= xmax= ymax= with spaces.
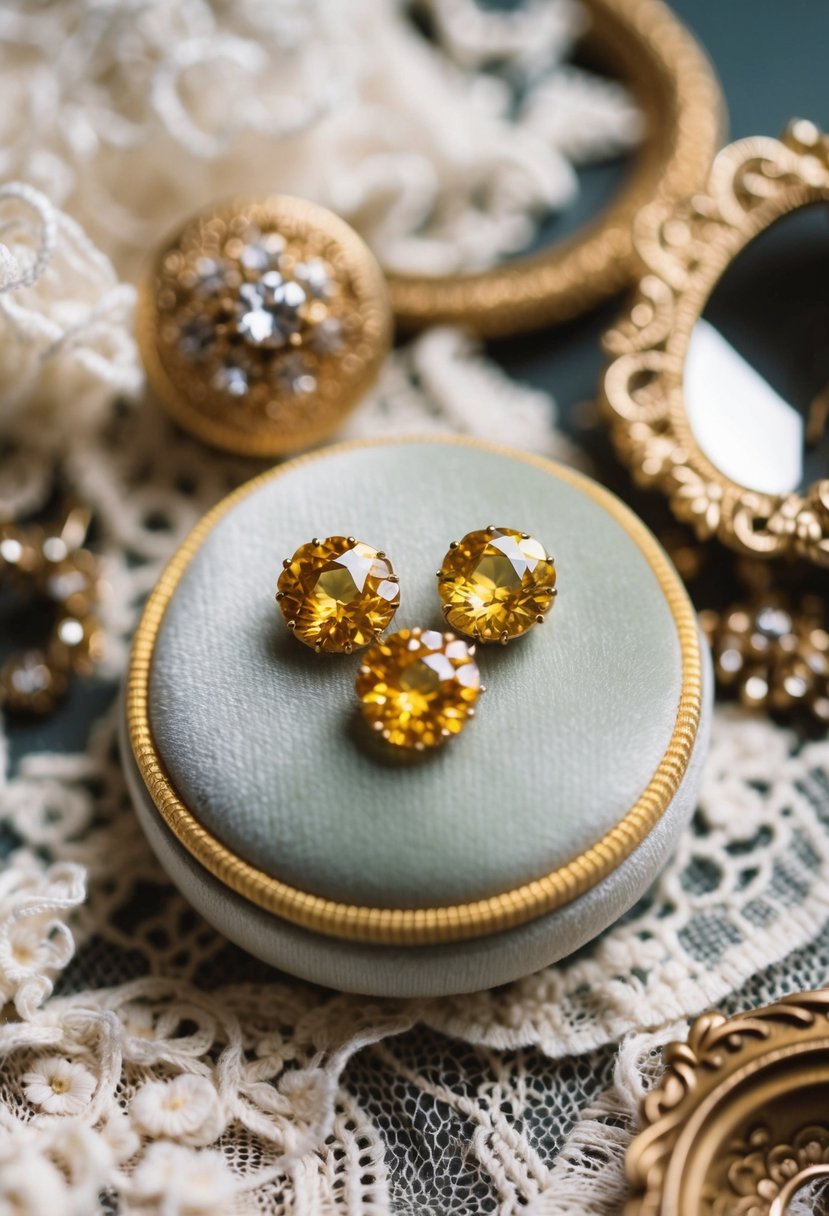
xmin=0 ymin=0 xmax=640 ymax=289
xmin=2 ymin=3 xmax=828 ymax=1214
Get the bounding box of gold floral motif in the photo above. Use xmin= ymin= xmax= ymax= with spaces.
xmin=601 ymin=120 xmax=829 ymax=568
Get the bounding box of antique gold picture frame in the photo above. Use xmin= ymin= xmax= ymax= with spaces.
xmin=601 ymin=120 xmax=829 ymax=568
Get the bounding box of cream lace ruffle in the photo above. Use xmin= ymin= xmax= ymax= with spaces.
xmin=2 ymin=4 xmax=828 ymax=1214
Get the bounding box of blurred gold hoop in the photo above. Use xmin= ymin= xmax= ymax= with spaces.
xmin=387 ymin=0 xmax=725 ymax=336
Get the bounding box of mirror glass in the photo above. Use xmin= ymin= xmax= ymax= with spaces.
xmin=684 ymin=204 xmax=829 ymax=495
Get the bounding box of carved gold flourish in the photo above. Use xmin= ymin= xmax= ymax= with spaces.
xmin=626 ymin=989 xmax=829 ymax=1216
xmin=601 ymin=119 xmax=829 ymax=568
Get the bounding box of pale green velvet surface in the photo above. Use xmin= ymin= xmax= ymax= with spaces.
xmin=149 ymin=440 xmax=685 ymax=909
xmin=123 ymin=663 xmax=712 ymax=995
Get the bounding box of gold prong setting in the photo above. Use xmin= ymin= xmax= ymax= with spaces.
xmin=276 ymin=535 xmax=400 ymax=654
xmin=436 ymin=526 xmax=557 ymax=645
xmin=355 ymin=627 xmax=481 ymax=751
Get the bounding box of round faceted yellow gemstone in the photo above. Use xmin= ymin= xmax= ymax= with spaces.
xmin=438 ymin=526 xmax=556 ymax=644
xmin=277 ymin=536 xmax=399 ymax=653
xmin=356 ymin=627 xmax=481 ymax=750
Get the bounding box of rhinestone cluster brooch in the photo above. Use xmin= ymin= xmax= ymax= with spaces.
xmin=139 ymin=197 xmax=391 ymax=456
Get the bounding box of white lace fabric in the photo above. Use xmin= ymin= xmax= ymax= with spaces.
xmin=1 ymin=2 xmax=828 ymax=1214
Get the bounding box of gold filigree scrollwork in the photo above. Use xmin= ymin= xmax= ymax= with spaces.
xmin=601 ymin=120 xmax=829 ymax=568
xmin=625 ymin=989 xmax=829 ymax=1215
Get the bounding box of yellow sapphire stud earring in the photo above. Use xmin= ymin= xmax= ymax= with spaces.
xmin=437 ymin=526 xmax=557 ymax=644
xmin=355 ymin=628 xmax=482 ymax=750
xmin=276 ymin=536 xmax=400 ymax=654
xmin=138 ymin=195 xmax=391 ymax=457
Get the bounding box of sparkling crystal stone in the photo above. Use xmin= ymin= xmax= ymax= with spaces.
xmin=240 ymin=243 xmax=270 ymax=273
xmin=259 ymin=270 xmax=284 ymax=301
xmin=9 ymin=652 xmax=52 ymax=695
xmin=356 ymin=628 xmax=481 ymax=750
xmin=277 ymin=536 xmax=399 ymax=653
xmin=438 ymin=526 xmax=556 ymax=644
xmin=212 ymin=365 xmax=249 ymax=396
xmin=238 ymin=308 xmax=280 ymax=347
xmin=193 ymin=257 xmax=226 ymax=297
xmin=756 ymin=607 xmax=793 ymax=638
xmin=237 ymin=276 xmax=306 ymax=349
xmin=294 ymin=258 xmax=331 ymax=299
xmin=239 ymin=280 xmax=269 ymax=309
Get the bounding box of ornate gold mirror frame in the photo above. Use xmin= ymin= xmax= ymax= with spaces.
xmin=602 ymin=120 xmax=829 ymax=568
xmin=626 ymin=990 xmax=829 ymax=1215
xmin=388 ymin=0 xmax=723 ymax=335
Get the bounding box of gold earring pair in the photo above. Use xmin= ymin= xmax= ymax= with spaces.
xmin=275 ymin=528 xmax=557 ymax=751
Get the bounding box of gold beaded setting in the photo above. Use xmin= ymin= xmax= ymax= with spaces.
xmin=138 ymin=196 xmax=391 ymax=456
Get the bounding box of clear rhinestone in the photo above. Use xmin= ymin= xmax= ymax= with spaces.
xmin=58 ymin=618 xmax=85 ymax=647
xmin=719 ymin=647 xmax=743 ymax=674
xmin=239 ymin=281 xmax=266 ymax=310
xmin=238 ymin=308 xmax=280 ymax=347
xmin=10 ymin=653 xmax=51 ymax=695
xmin=756 ymin=607 xmax=793 ymax=638
xmin=237 ymin=276 xmax=306 ymax=349
xmin=212 ymin=365 xmax=249 ymax=396
xmin=240 ymin=243 xmax=270 ymax=273
xmin=262 ymin=232 xmax=286 ymax=259
xmin=294 ymin=258 xmax=331 ymax=299
xmin=259 ymin=270 xmax=284 ymax=302
xmin=272 ymin=280 xmax=306 ymax=327
xmin=0 ymin=537 xmax=24 ymax=564
xmin=42 ymin=537 xmax=67 ymax=562
xmin=194 ymin=257 xmax=226 ymax=297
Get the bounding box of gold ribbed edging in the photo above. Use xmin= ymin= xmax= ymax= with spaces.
xmin=126 ymin=437 xmax=703 ymax=946
xmin=387 ymin=0 xmax=725 ymax=335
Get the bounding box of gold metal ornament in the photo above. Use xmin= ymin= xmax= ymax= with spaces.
xmin=601 ymin=119 xmax=829 ymax=568
xmin=700 ymin=592 xmax=829 ymax=723
xmin=276 ymin=536 xmax=400 ymax=654
xmin=657 ymin=528 xmax=829 ymax=725
xmin=386 ymin=0 xmax=724 ymax=336
xmin=0 ymin=506 xmax=103 ymax=714
xmin=138 ymin=195 xmax=392 ymax=457
xmin=625 ymin=989 xmax=829 ymax=1216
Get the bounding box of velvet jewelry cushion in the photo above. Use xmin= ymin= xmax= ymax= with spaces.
xmin=122 ymin=437 xmax=711 ymax=996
